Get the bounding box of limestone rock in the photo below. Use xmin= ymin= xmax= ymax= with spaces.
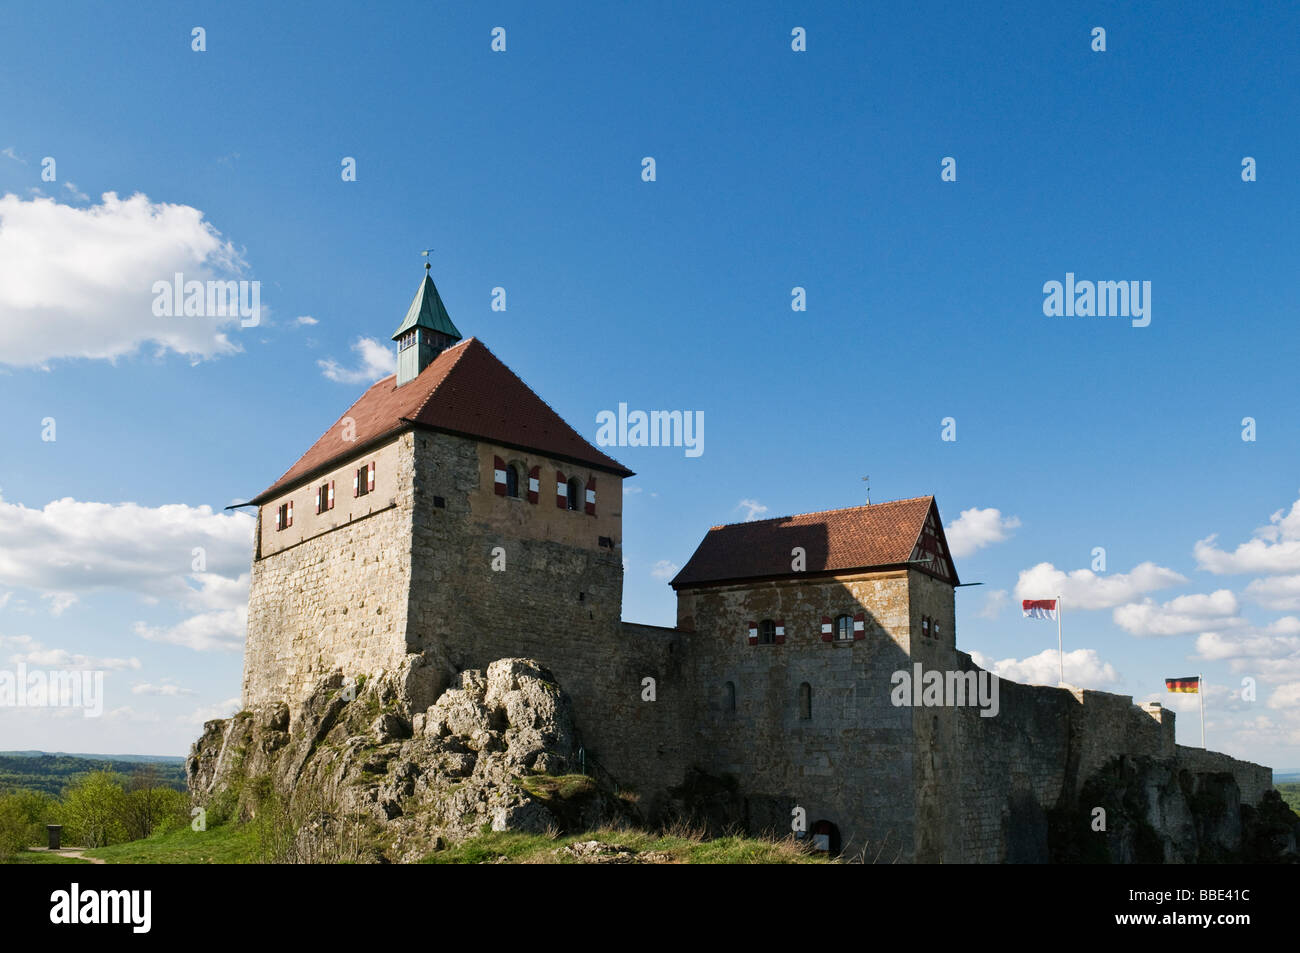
xmin=187 ymin=656 xmax=633 ymax=863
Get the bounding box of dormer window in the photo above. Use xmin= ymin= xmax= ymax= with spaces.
xmin=398 ymin=330 xmax=417 ymax=352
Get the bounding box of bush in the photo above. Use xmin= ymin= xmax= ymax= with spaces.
xmin=61 ymin=771 xmax=127 ymax=848
xmin=121 ymin=768 xmax=190 ymax=840
xmin=0 ymin=797 xmax=36 ymax=858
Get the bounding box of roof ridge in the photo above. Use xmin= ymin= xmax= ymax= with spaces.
xmin=431 ymin=337 xmax=624 ymax=468
xmin=708 ymin=495 xmax=935 ymax=531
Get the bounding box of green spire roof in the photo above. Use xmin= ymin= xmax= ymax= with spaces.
xmin=392 ymin=270 xmax=462 ymax=341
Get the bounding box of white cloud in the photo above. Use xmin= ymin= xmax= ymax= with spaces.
xmin=0 ymin=192 xmax=253 ymax=367
xmin=1244 ymin=574 xmax=1300 ymax=610
xmin=1267 ymin=683 xmax=1300 ymax=710
xmin=1014 ymin=561 xmax=1186 ymax=610
xmin=977 ymin=589 xmax=1009 ymax=619
xmin=0 ymin=497 xmax=253 ymax=603
xmin=3 ymin=636 xmax=141 ymax=671
xmin=650 ymin=560 xmax=678 ymax=581
xmin=1 ymin=147 xmax=26 ymax=165
xmin=946 ymin=508 xmax=1020 ymax=559
xmin=969 ymin=647 xmax=1120 ymax=689
xmin=187 ymin=697 xmax=241 ymax=724
xmin=736 ymin=499 xmax=768 ymax=522
xmin=318 ymin=336 xmax=395 ymax=384
xmin=62 ymin=181 xmax=89 ymax=202
xmin=133 ymin=605 xmax=247 ymax=653
xmin=295 ymin=315 xmax=318 ymax=326
xmin=40 ymin=592 xmax=77 ymax=616
xmin=132 ymin=681 xmax=197 ymax=697
xmin=1112 ymin=589 xmax=1246 ymax=637
xmin=1192 ymin=493 xmax=1300 ymax=575
xmin=0 ymin=496 xmax=253 ymax=652
xmin=1195 ymin=627 xmax=1300 ymax=662
xmin=1194 ymin=535 xmax=1300 ymax=576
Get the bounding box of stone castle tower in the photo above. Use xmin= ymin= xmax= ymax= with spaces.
xmin=238 ymin=269 xmax=1275 ymax=862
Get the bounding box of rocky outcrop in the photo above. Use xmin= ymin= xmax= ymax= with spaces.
xmin=188 ymin=656 xmax=635 ymax=863
xmin=1048 ymin=754 xmax=1300 ymax=863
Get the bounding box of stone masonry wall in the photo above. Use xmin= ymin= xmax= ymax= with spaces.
xmin=673 ymin=571 xmax=918 ymax=858
xmin=403 ymin=430 xmax=691 ymax=809
xmin=242 ymin=431 xmax=416 ymax=715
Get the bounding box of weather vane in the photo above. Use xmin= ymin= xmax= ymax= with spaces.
xmin=420 ymin=248 xmax=434 ymax=271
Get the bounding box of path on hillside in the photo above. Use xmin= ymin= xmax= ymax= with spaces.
xmin=26 ymin=846 xmax=105 ymax=864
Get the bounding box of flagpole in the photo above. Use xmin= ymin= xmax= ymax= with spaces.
xmin=1057 ymin=594 xmax=1064 ymax=685
xmin=1200 ymin=672 xmax=1205 ymax=748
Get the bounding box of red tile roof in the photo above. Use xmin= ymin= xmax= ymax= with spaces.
xmin=670 ymin=496 xmax=957 ymax=588
xmin=250 ymin=337 xmax=632 ymax=504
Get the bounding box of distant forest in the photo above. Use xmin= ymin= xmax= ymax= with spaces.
xmin=0 ymin=753 xmax=187 ymax=798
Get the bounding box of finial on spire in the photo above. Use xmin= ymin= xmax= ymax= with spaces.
xmin=420 ymin=248 xmax=434 ymax=273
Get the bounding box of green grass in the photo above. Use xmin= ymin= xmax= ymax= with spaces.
xmin=82 ymin=823 xmax=260 ymax=864
xmin=422 ymin=826 xmax=831 ymax=864
xmin=516 ymin=773 xmax=598 ymax=801
xmin=5 ymin=850 xmax=91 ymax=864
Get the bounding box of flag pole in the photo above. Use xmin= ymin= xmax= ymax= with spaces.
xmin=1057 ymin=594 xmax=1064 ymax=685
xmin=1200 ymin=672 xmax=1205 ymax=748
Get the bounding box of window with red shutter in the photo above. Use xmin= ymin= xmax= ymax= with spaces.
xmin=494 ymin=455 xmax=508 ymax=496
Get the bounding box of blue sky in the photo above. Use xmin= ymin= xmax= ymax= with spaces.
xmin=1 ymin=0 xmax=1298 ymax=765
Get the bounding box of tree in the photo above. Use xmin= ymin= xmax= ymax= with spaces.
xmin=0 ymin=797 xmax=33 ymax=858
xmin=121 ymin=770 xmax=189 ymax=840
xmin=61 ymin=771 xmax=127 ymax=848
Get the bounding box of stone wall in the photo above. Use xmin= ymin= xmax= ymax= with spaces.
xmin=1174 ymin=744 xmax=1273 ymax=806
xmin=672 ymin=571 xmax=919 ymax=857
xmin=257 ymin=437 xmax=408 ymax=559
xmin=402 ymin=429 xmax=691 ymax=810
xmin=242 ymin=432 xmax=416 ymax=716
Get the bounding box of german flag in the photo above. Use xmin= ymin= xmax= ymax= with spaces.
xmin=1165 ymin=675 xmax=1200 ymax=693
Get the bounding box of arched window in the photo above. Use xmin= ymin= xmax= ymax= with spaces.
xmin=921 ymin=615 xmax=931 ymax=638
xmin=758 ymin=619 xmax=776 ymax=645
xmin=567 ymin=477 xmax=582 ymax=511
xmin=798 ymin=682 xmax=812 ymax=720
xmin=835 ymin=614 xmax=853 ymax=641
xmin=505 ymin=464 xmax=520 ymax=498
xmin=724 ymin=681 xmax=736 ymax=713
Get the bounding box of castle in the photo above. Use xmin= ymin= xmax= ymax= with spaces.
xmin=237 ymin=269 xmax=1275 ymax=862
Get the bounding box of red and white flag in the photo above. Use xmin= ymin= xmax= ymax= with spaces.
xmin=1022 ymin=599 xmax=1058 ymax=621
